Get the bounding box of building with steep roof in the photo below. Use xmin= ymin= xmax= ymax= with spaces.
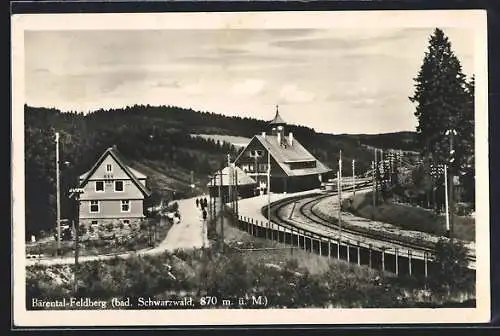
xmin=75 ymin=146 xmax=152 ymax=229
xmin=207 ymin=165 xmax=257 ymax=200
xmin=234 ymin=106 xmax=332 ymax=194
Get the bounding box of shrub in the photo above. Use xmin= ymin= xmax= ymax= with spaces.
xmin=429 ymin=238 xmax=475 ymax=299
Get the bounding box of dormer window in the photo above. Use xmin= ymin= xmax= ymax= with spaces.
xmin=106 ymin=164 xmax=112 ymax=172
xmin=115 ymin=180 xmax=124 ymax=192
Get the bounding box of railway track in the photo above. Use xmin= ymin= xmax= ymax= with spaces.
xmin=265 ymin=180 xmax=476 ymax=268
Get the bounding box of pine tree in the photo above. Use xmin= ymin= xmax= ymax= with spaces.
xmin=409 ymin=28 xmax=471 ymax=168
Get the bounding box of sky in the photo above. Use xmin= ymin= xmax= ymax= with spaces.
xmin=25 ymin=27 xmax=474 ymax=134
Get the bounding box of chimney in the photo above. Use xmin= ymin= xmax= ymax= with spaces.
xmin=261 ymin=131 xmax=266 ymax=139
xmin=277 ymin=132 xmax=281 ymax=146
xmin=289 ymin=132 xmax=293 ymax=146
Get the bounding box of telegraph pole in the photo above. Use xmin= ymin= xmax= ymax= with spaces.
xmin=267 ymin=148 xmax=271 ymax=239
xmin=337 ymin=171 xmax=342 ymax=239
xmin=219 ymin=167 xmax=224 ymax=253
xmin=446 ymin=129 xmax=457 ymax=238
xmin=338 ymin=149 xmax=342 ymax=212
xmin=227 ymin=154 xmax=232 ymax=212
xmin=372 ymin=160 xmax=376 ymax=220
xmin=444 ymin=164 xmax=450 ymax=237
xmin=69 ymin=187 xmax=84 ymax=294
xmin=374 ymin=148 xmax=378 ymax=205
xmin=55 ymin=132 xmax=61 ymax=255
xmin=235 ymin=169 xmax=239 ymax=220
xmin=352 ymin=159 xmax=356 ymax=197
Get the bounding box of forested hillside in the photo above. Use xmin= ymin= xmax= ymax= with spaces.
xmin=24 ymin=104 xmax=417 ymax=238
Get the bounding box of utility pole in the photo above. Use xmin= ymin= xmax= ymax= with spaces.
xmin=55 ymin=132 xmax=61 ymax=255
xmin=338 ymin=149 xmax=342 ymax=211
xmin=235 ymin=169 xmax=239 ymax=220
xmin=69 ymin=187 xmax=84 ymax=294
xmin=446 ymin=129 xmax=457 ymax=238
xmin=219 ymin=167 xmax=224 ymax=253
xmin=372 ymin=160 xmax=376 ymax=220
xmin=337 ymin=170 xmax=342 ymax=239
xmin=444 ymin=164 xmax=450 ymax=237
xmin=352 ymin=159 xmax=356 ymax=197
xmin=227 ymin=154 xmax=232 ymax=213
xmin=374 ymin=148 xmax=377 ymax=205
xmin=267 ymin=148 xmax=271 ymax=240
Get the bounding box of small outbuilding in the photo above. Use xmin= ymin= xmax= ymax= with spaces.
xmin=207 ymin=165 xmax=256 ymax=202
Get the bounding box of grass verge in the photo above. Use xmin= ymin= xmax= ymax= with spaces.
xmin=343 ymin=192 xmax=475 ymax=242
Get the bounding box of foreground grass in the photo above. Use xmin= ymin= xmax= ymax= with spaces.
xmin=26 ymin=216 xmax=475 ymax=309
xmin=344 ymin=192 xmax=475 ymax=242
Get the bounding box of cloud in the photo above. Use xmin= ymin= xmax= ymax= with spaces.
xmin=174 ymin=54 xmax=306 ymax=67
xmin=152 ymin=80 xmax=180 ymax=88
xmin=279 ymin=84 xmax=315 ymax=103
xmin=270 ymin=28 xmax=426 ymax=51
xmin=231 ymin=79 xmax=266 ymax=96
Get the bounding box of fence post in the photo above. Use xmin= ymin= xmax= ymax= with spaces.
xmin=357 ymin=241 xmax=361 ymax=265
xmin=381 ymin=247 xmax=385 ymax=272
xmin=408 ymin=250 xmax=412 ymax=276
xmin=318 ymin=239 xmax=322 ymax=256
xmin=337 ymin=239 xmax=340 ymax=260
xmin=368 ymin=244 xmax=372 ymax=269
xmin=346 ymin=240 xmax=350 ymax=263
xmin=328 ymin=239 xmax=331 ymax=258
xmin=424 ymin=251 xmax=428 ymax=279
xmin=395 ymin=247 xmax=399 ymax=275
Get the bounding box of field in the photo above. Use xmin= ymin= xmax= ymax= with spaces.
xmin=191 ymin=134 xmax=251 ymax=148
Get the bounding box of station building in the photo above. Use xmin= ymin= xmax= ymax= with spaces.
xmin=234 ymin=107 xmax=332 ymax=194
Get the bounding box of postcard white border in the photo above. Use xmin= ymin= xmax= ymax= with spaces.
xmin=12 ymin=10 xmax=490 ymax=326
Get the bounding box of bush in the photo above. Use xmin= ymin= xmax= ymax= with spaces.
xmin=429 ymin=238 xmax=475 ymax=299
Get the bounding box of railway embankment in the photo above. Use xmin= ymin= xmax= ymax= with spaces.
xmin=312 ymin=192 xmax=476 ymax=256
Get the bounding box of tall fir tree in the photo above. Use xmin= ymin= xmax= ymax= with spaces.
xmin=409 ymin=28 xmax=471 ymax=171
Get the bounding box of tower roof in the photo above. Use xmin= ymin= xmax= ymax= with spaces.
xmin=268 ymin=105 xmax=286 ymax=126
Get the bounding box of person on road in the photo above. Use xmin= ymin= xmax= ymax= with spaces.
xmin=196 ymin=198 xmax=199 ymax=208
xmin=174 ymin=211 xmax=181 ymax=224
xmin=202 ymin=209 xmax=207 ymax=221
xmin=203 ymin=197 xmax=208 ymax=208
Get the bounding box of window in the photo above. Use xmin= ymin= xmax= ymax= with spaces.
xmin=95 ymin=181 xmax=104 ymax=192
xmin=91 ymin=220 xmax=98 ymax=226
xmin=106 ymin=164 xmax=112 ymax=172
xmin=121 ymin=200 xmax=130 ymax=212
xmin=115 ymin=181 xmax=124 ymax=192
xmin=90 ymin=200 xmax=99 ymax=213
xmin=122 ymin=219 xmax=130 ymax=225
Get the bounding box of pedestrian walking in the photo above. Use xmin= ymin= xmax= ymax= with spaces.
xmin=196 ymin=198 xmax=200 ymax=208
xmin=202 ymin=208 xmax=207 ymax=221
xmin=203 ymin=197 xmax=208 ymax=208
